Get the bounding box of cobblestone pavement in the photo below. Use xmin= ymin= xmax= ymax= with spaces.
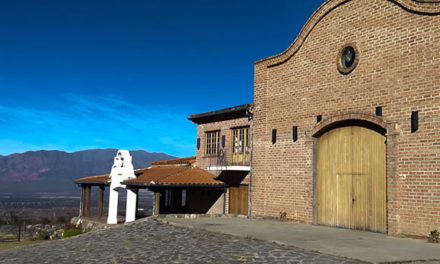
xmin=0 ymin=218 xmax=364 ymax=264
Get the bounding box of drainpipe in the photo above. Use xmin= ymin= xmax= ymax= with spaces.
xmin=247 ymin=107 xmax=254 ymax=218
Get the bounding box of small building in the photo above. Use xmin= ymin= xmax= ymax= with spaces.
xmin=75 ymin=153 xmax=225 ymax=222
xmin=123 ymin=157 xmax=225 ymax=215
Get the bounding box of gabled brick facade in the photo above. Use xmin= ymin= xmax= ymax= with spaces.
xmin=252 ymin=0 xmax=440 ymax=237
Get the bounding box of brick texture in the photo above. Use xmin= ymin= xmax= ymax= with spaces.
xmin=252 ymin=0 xmax=440 ymax=237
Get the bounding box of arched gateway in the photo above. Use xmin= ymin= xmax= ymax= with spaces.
xmin=315 ymin=122 xmax=386 ymax=232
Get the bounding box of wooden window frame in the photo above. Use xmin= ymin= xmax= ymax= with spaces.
xmin=205 ymin=130 xmax=220 ymax=156
xmin=231 ymin=126 xmax=250 ymax=154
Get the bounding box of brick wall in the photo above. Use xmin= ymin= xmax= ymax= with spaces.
xmin=253 ymin=0 xmax=440 ymax=237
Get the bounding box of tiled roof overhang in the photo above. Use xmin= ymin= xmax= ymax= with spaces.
xmin=74 ymin=167 xmax=147 ymax=185
xmin=75 ymin=174 xmax=110 ymax=185
xmin=150 ymin=156 xmax=196 ymax=166
xmin=188 ymin=103 xmax=253 ymax=124
xmin=75 ymin=157 xmax=222 ymax=188
xmin=124 ymin=166 xmax=224 ymax=187
xmin=125 ymin=183 xmax=225 ymax=188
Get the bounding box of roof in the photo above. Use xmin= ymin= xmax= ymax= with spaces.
xmin=124 ymin=166 xmax=224 ymax=187
xmin=188 ymin=103 xmax=253 ymax=124
xmin=76 ymin=156 xmax=223 ymax=187
xmin=75 ymin=174 xmax=110 ymax=185
xmin=150 ymin=156 xmax=196 ymax=166
xmin=75 ymin=167 xmax=149 ymax=185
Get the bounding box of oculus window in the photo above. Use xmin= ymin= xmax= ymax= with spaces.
xmin=337 ymin=44 xmax=359 ymax=74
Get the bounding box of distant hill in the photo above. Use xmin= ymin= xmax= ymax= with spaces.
xmin=0 ymin=149 xmax=175 ymax=194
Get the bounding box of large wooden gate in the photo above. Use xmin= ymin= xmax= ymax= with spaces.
xmin=316 ymin=126 xmax=386 ymax=232
xmin=229 ymin=185 xmax=249 ymax=215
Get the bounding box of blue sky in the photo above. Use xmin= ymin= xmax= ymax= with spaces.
xmin=0 ymin=0 xmax=323 ymax=157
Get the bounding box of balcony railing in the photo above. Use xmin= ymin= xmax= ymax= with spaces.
xmin=208 ymin=149 xmax=250 ymax=168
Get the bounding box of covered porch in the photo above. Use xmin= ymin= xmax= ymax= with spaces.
xmin=75 ymin=174 xmax=110 ymax=221
xmin=124 ymin=157 xmax=226 ymax=215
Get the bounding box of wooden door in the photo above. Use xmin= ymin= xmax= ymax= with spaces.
xmin=229 ymin=185 xmax=249 ymax=215
xmin=317 ymin=126 xmax=386 ymax=232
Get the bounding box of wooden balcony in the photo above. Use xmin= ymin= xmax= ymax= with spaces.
xmin=207 ymin=150 xmax=250 ymax=171
xmin=231 ymin=152 xmax=250 ymax=166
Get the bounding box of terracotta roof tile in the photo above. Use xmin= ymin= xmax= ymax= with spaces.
xmin=158 ymin=167 xmax=222 ymax=185
xmin=124 ymin=166 xmax=223 ymax=186
xmin=75 ymin=160 xmax=223 ymax=187
xmin=125 ymin=166 xmax=188 ymax=184
xmin=150 ymin=156 xmax=196 ymax=166
xmin=75 ymin=174 xmax=110 ymax=184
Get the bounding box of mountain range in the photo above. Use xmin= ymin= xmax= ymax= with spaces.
xmin=0 ymin=149 xmax=174 ymax=194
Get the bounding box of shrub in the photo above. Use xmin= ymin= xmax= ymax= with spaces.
xmin=63 ymin=222 xmax=78 ymax=230
xmin=279 ymin=211 xmax=287 ymax=221
xmin=37 ymin=230 xmax=50 ymax=240
xmin=62 ymin=228 xmax=82 ymax=238
xmin=428 ymin=229 xmax=439 ymax=243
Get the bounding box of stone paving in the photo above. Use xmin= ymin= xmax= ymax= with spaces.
xmin=0 ymin=218 xmax=363 ymax=264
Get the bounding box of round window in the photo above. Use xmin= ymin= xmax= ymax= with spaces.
xmin=342 ymin=47 xmax=355 ymax=68
xmin=337 ymin=44 xmax=359 ymax=74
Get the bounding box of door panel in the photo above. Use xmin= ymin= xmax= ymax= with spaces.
xmin=229 ymin=185 xmax=249 ymax=215
xmin=317 ymin=126 xmax=386 ymax=232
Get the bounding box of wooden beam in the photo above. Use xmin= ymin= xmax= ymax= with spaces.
xmin=154 ymin=192 xmax=160 ymax=215
xmin=98 ymin=186 xmax=104 ymax=219
xmin=86 ymin=185 xmax=91 ymax=217
xmin=81 ymin=186 xmax=86 ymax=217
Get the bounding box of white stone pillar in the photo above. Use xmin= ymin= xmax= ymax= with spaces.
xmin=107 ymin=188 xmax=119 ymax=224
xmin=125 ymin=188 xmax=138 ymax=223
xmin=106 ymin=150 xmax=136 ymax=225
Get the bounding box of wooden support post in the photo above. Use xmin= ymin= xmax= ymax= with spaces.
xmin=81 ymin=185 xmax=86 ymax=217
xmin=154 ymin=192 xmax=160 ymax=215
xmin=98 ymin=186 xmax=104 ymax=219
xmin=135 ymin=189 xmax=139 ymax=219
xmin=17 ymin=223 xmax=21 ymax=242
xmin=86 ymin=185 xmax=91 ymax=217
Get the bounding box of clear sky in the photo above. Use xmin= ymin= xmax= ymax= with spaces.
xmin=0 ymin=0 xmax=324 ymax=157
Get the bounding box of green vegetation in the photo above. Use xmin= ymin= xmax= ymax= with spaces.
xmin=0 ymin=240 xmax=44 ymax=251
xmin=62 ymin=222 xmax=83 ymax=238
xmin=62 ymin=228 xmax=82 ymax=238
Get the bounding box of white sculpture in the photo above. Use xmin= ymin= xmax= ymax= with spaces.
xmin=107 ymin=150 xmax=137 ymax=224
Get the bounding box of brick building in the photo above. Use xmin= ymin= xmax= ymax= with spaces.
xmin=252 ymin=0 xmax=440 ymax=237
xmin=75 ymin=0 xmax=439 ymax=238
xmin=188 ymin=103 xmax=253 ymax=215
